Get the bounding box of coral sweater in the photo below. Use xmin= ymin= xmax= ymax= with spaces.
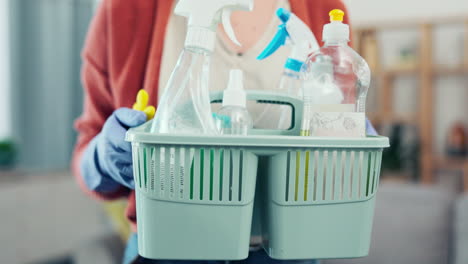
xmin=72 ymin=0 xmax=350 ymax=230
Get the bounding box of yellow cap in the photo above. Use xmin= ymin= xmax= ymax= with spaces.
xmin=133 ymin=89 xmax=156 ymax=120
xmin=329 ymin=9 xmax=345 ymax=22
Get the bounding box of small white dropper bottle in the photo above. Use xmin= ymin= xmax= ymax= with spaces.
xmin=216 ymin=70 xmax=253 ymax=136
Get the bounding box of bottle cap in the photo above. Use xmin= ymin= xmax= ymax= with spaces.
xmin=223 ymin=69 xmax=247 ymax=108
xmin=322 ymin=9 xmax=350 ymax=42
xmin=329 ymin=9 xmax=345 ymax=22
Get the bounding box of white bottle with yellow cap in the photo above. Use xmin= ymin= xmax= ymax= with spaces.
xmin=301 ymin=9 xmax=370 ymax=137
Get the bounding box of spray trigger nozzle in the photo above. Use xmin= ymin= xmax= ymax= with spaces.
xmin=257 ymin=24 xmax=288 ymax=60
xmin=222 ymin=9 xmax=241 ymax=46
xmin=277 ymin=8 xmax=291 ymax=23
xmin=257 ymin=8 xmax=319 ymax=64
xmin=175 ymin=0 xmax=253 ymax=50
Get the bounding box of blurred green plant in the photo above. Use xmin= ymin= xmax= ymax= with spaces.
xmin=382 ymin=125 xmax=403 ymax=171
xmin=381 ymin=123 xmax=420 ymax=181
xmin=0 ymin=139 xmax=16 ymax=169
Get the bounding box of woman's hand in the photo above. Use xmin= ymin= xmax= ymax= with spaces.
xmin=80 ymin=108 xmax=147 ymax=192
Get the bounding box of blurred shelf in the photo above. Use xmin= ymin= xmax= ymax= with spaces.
xmin=369 ymin=113 xmax=418 ymax=125
xmin=434 ymin=156 xmax=468 ymax=170
xmin=433 ymin=65 xmax=468 ymax=75
xmin=356 ymin=17 xmax=468 ymax=186
xmin=355 ymin=16 xmax=468 ymax=31
xmin=381 ymin=67 xmax=418 ymax=77
xmin=379 ymin=65 xmax=468 ymax=77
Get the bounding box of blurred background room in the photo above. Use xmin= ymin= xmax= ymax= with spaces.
xmin=0 ymin=0 xmax=467 ymax=263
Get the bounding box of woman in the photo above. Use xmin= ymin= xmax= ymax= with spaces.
xmin=72 ymin=0 xmax=351 ymax=263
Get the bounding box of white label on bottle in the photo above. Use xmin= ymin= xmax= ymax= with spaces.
xmin=169 ymin=147 xmax=175 ymax=198
xmin=309 ymin=104 xmax=355 ymax=112
xmin=309 ymin=110 xmax=365 ymax=138
xmin=159 ymin=148 xmax=165 ymax=195
xmin=179 ymin=148 xmax=185 ymax=199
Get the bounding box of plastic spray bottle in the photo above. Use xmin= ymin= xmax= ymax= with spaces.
xmin=151 ymin=0 xmax=254 ymax=135
xmin=301 ymin=9 xmax=370 ymax=137
xmin=216 ymin=69 xmax=253 ymax=135
xmin=256 ymin=8 xmax=319 ymax=129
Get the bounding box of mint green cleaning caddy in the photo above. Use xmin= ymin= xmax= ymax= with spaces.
xmin=126 ymin=91 xmax=390 ymax=260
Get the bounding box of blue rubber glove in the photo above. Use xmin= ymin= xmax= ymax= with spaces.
xmin=366 ymin=118 xmax=378 ymax=136
xmin=81 ymin=108 xmax=147 ymax=192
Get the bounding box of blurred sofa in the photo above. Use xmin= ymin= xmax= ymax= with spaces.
xmin=72 ymin=183 xmax=468 ymax=264
xmin=325 ymin=183 xmax=467 ymax=264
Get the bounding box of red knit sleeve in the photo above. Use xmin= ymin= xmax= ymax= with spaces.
xmin=71 ymin=0 xmax=129 ymax=200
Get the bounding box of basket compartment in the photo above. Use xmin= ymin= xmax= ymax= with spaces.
xmin=133 ymin=143 xmax=258 ymax=260
xmin=263 ymin=149 xmax=383 ymax=259
xmin=126 ymin=92 xmax=390 ymax=260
